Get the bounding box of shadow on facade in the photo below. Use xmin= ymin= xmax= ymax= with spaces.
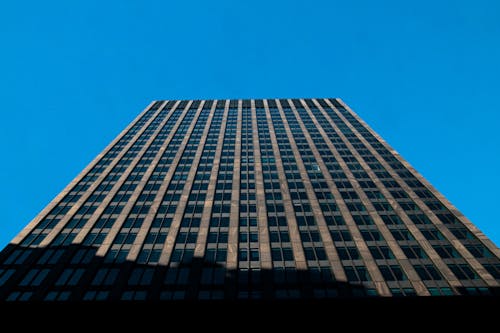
xmin=0 ymin=243 xmax=374 ymax=301
xmin=0 ymin=242 xmax=499 ymax=318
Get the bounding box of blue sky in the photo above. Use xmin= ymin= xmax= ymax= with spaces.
xmin=0 ymin=0 xmax=499 ymax=249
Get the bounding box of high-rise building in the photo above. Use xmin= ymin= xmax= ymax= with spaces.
xmin=1 ymin=98 xmax=499 ymax=302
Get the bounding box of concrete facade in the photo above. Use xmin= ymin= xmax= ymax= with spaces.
xmin=0 ymin=98 xmax=499 ymax=301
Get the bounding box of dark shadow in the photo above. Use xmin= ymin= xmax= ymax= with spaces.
xmin=0 ymin=242 xmax=499 ymax=320
xmin=0 ymin=243 xmax=374 ymax=301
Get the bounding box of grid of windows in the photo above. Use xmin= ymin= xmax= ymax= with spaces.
xmin=1 ymin=98 xmax=499 ymax=301
xmin=257 ymin=107 xmax=294 ymax=271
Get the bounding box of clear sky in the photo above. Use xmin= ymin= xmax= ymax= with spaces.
xmin=0 ymin=0 xmax=499 ymax=249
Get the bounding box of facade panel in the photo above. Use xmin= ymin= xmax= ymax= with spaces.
xmin=1 ymin=98 xmax=499 ymax=301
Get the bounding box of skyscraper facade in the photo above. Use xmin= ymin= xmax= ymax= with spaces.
xmin=1 ymin=98 xmax=499 ymax=302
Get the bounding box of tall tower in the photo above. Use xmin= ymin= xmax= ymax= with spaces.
xmin=1 ymin=98 xmax=499 ymax=302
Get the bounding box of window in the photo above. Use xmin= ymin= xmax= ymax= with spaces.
xmin=336 ymin=246 xmax=360 ymax=260
xmin=45 ymin=291 xmax=71 ymax=301
xmin=330 ymin=230 xmax=352 ymax=242
xmin=19 ymin=269 xmax=50 ymax=286
xmin=436 ymin=213 xmax=460 ymax=225
xmin=177 ymin=231 xmax=198 ymax=244
xmin=390 ymin=288 xmax=416 ymax=297
xmin=344 ymin=266 xmax=371 ymax=282
xmin=200 ymin=268 xmax=226 ymax=286
xmin=296 ymin=216 xmax=316 ymax=226
xmin=304 ymin=247 xmax=327 ymax=261
xmin=390 ymin=229 xmax=414 ymax=241
xmin=450 ymin=228 xmax=474 ymax=240
xmin=105 ymin=249 xmax=129 ymax=263
xmin=427 ymin=287 xmax=454 ymax=296
xmin=210 ymin=217 xmax=230 ymax=228
xmin=249 ymin=232 xmax=259 ymax=242
xmin=144 ymin=231 xmax=168 ymax=244
xmin=352 ymin=215 xmax=373 ymax=225
xmin=181 ymin=217 xmax=201 ymax=228
xmin=84 ymin=232 xmax=107 ymax=245
xmin=238 ymin=249 xmax=248 ymax=261
xmin=373 ymin=202 xmax=393 ymax=212
xmin=380 ymin=214 xmax=402 ymax=225
xmin=369 ymin=246 xmax=394 ymax=260
xmin=55 ymin=268 xmax=85 ymax=286
xmin=250 ymin=249 xmax=260 ymax=261
xmin=324 ymin=215 xmax=345 ymax=226
xmin=170 ymin=249 xmax=194 ymax=263
xmin=205 ymin=248 xmax=227 ymax=263
xmin=378 ymin=265 xmax=406 ymax=281
xmin=83 ymin=290 xmax=109 ymax=301
xmin=457 ymin=287 xmax=492 ymax=296
xmin=483 ymin=264 xmax=500 ymax=279
xmin=390 ymin=190 xmax=408 ymax=199
xmin=364 ymin=190 xmax=384 ymax=199
xmin=6 ymin=291 xmax=33 ymax=302
xmin=401 ymin=245 xmax=427 ymax=259
xmin=433 ymin=245 xmax=461 ymax=259
xmin=413 ymin=264 xmax=442 ymax=280
xmin=271 ymin=248 xmax=294 ymax=261
xmin=137 ymin=249 xmax=162 ymax=264
xmin=409 ymin=214 xmax=431 ymax=225
xmin=70 ymin=248 xmax=96 ymax=264
xmin=340 ymin=191 xmax=359 ymax=200
xmin=128 ymin=268 xmax=155 ymax=286
xmin=270 ymin=231 xmax=291 ymax=243
xmin=448 ymin=264 xmax=478 ymax=280
xmin=0 ymin=269 xmax=15 ymax=286
xmin=113 ymin=232 xmax=138 ymax=245
xmin=299 ymin=231 xmax=320 ymax=243
xmin=420 ymin=229 xmax=444 ymax=241
xmin=361 ymin=230 xmax=382 ymax=241
xmin=164 ymin=268 xmax=190 ymax=286
xmin=241 ymin=217 xmax=258 ymax=227
xmin=208 ymin=232 xmax=229 ymax=243
xmin=91 ymin=268 xmax=119 ymax=286
xmin=347 ymin=203 xmax=367 ymax=212
xmin=121 ymin=290 xmax=147 ymax=301
xmin=4 ymin=249 xmax=32 ymax=265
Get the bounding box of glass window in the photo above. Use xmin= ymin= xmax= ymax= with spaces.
xmin=369 ymin=246 xmax=394 ymax=260
xmin=344 ymin=266 xmax=370 ymax=282
xmin=337 ymin=247 xmax=360 ymax=260
xmin=83 ymin=290 xmax=109 ymax=301
xmin=378 ymin=265 xmax=406 ymax=281
xmin=0 ymin=269 xmax=15 ymax=286
xmin=401 ymin=245 xmax=427 ymax=259
xmin=448 ymin=264 xmax=478 ymax=280
xmin=5 ymin=249 xmax=32 ymax=265
xmin=239 ymin=249 xmax=248 ymax=261
xmin=352 ymin=214 xmax=373 ymax=225
xmin=19 ymin=269 xmax=50 ymax=287
xmin=390 ymin=229 xmax=414 ymax=241
xmin=7 ymin=291 xmax=33 ymax=302
xmin=465 ymin=244 xmax=492 ymax=258
xmin=250 ymin=250 xmax=260 ymax=261
xmin=483 ymin=264 xmax=500 ymax=279
xmin=414 ymin=264 xmax=442 ymax=280
xmin=380 ymin=215 xmax=402 ymax=225
xmin=433 ymin=245 xmax=461 ymax=259
xmin=91 ymin=268 xmax=119 ymax=286
xmin=361 ymin=230 xmax=382 ymax=241
xmin=55 ymin=268 xmax=85 ymax=286
xmin=330 ymin=230 xmax=352 ymax=242
xmin=421 ymin=229 xmax=444 ymax=241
